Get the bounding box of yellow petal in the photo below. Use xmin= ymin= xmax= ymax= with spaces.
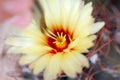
xmin=19 ymin=50 xmax=48 ymax=65
xmin=73 ymin=2 xmax=94 ymax=38
xmin=64 ymin=52 xmax=83 ymax=73
xmin=61 ymin=52 xmax=89 ymax=78
xmin=44 ymin=53 xmax=62 ymax=80
xmin=7 ymin=47 xmax=19 ymax=54
xmin=6 ymin=20 xmax=47 ymax=48
xmin=30 ymin=54 xmax=52 ymax=75
xmin=38 ymin=0 xmax=57 ymax=31
xmin=66 ymin=35 xmax=96 ymax=53
xmin=74 ymin=16 xmax=94 ymax=38
xmin=60 ymin=0 xmax=72 ymax=31
xmin=6 ymin=37 xmax=35 ymax=47
xmin=78 ymin=2 xmax=93 ymax=21
xmin=61 ymin=53 xmax=78 ymax=78
xmin=68 ymin=0 xmax=84 ymax=34
xmin=22 ymin=20 xmax=47 ymax=44
xmin=74 ymin=53 xmax=89 ymax=68
xmin=15 ymin=45 xmax=51 ymax=54
xmin=39 ymin=0 xmax=84 ymax=31
xmin=7 ymin=41 xmax=52 ymax=55
xmin=19 ymin=55 xmax=38 ymax=65
xmin=90 ymin=22 xmax=105 ymax=35
xmin=47 ymin=0 xmax=61 ymax=27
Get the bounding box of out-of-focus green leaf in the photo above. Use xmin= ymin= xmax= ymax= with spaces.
xmin=101 ymin=0 xmax=105 ymax=4
xmin=23 ymin=72 xmax=36 ymax=80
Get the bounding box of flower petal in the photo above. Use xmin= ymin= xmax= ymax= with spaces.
xmin=19 ymin=54 xmax=40 ymax=65
xmin=7 ymin=45 xmax=52 ymax=55
xmin=66 ymin=35 xmax=96 ymax=53
xmin=38 ymin=0 xmax=59 ymax=30
xmin=6 ymin=37 xmax=35 ymax=47
xmin=44 ymin=53 xmax=62 ymax=80
xmin=30 ymin=54 xmax=52 ymax=75
xmin=90 ymin=22 xmax=105 ymax=35
xmin=61 ymin=52 xmax=82 ymax=78
xmin=6 ymin=36 xmax=52 ymax=55
xmin=68 ymin=0 xmax=84 ymax=33
xmin=74 ymin=2 xmax=94 ymax=38
xmin=22 ymin=20 xmax=47 ymax=43
xmin=77 ymin=2 xmax=93 ymax=21
xmin=61 ymin=52 xmax=89 ymax=78
xmin=74 ymin=53 xmax=89 ymax=68
xmin=39 ymin=0 xmax=84 ymax=31
xmin=46 ymin=0 xmax=61 ymax=27
xmin=60 ymin=0 xmax=73 ymax=30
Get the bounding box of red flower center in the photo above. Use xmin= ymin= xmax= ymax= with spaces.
xmin=47 ymin=29 xmax=72 ymax=54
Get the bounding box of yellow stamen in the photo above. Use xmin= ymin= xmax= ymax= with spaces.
xmin=53 ymin=33 xmax=67 ymax=49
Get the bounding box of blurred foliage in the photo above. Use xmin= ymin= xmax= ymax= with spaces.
xmin=23 ymin=73 xmax=36 ymax=80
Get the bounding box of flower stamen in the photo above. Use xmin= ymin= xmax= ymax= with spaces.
xmin=44 ymin=29 xmax=57 ymax=40
xmin=53 ymin=32 xmax=67 ymax=49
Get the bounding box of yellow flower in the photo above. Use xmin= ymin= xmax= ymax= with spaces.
xmin=6 ymin=0 xmax=105 ymax=80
